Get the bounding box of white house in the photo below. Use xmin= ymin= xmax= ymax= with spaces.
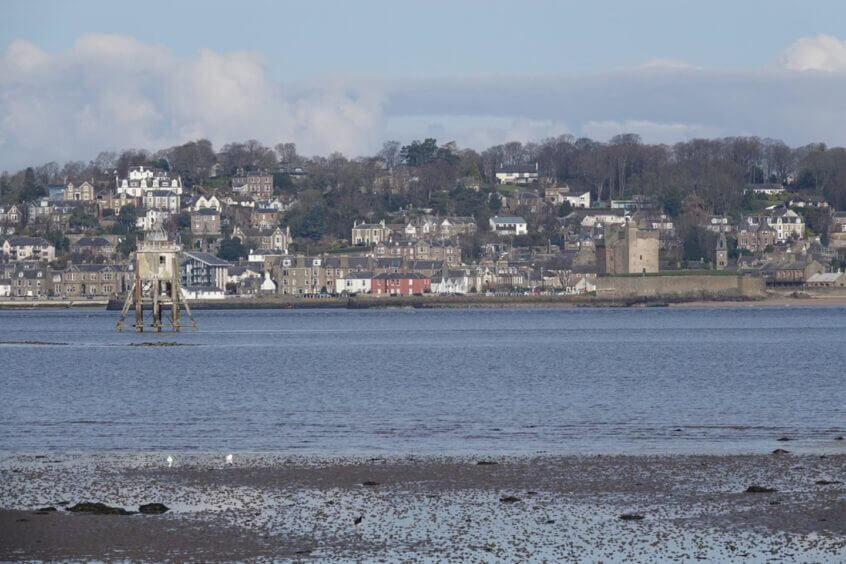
xmin=335 ymin=271 xmax=372 ymax=295
xmin=182 ymin=287 xmax=226 ymax=300
xmin=744 ymin=209 xmax=805 ymax=242
xmin=248 ymin=249 xmax=287 ymax=262
xmin=0 ymin=278 xmax=11 ymax=297
xmin=706 ymin=216 xmax=732 ymax=233
xmin=137 ymin=209 xmax=171 ymax=231
xmin=117 ymin=166 xmax=183 ymax=197
xmin=489 ymin=216 xmax=528 ymax=236
xmin=495 ymin=163 xmax=539 ymax=185
xmin=2 ymin=237 xmax=56 ymax=262
xmin=142 ymin=190 xmax=181 ymax=213
xmin=0 ymin=205 xmax=22 ymax=224
xmin=568 ymin=273 xmax=597 ymax=295
xmin=562 ymin=191 xmax=591 ymax=208
xmin=255 ymin=198 xmax=294 ymax=212
xmin=227 ymin=264 xmax=263 ymax=286
xmin=431 ymin=269 xmax=472 ymax=294
xmin=768 ymin=208 xmax=805 ymax=241
xmin=748 ymin=184 xmax=786 ymax=196
xmin=260 ymin=271 xmax=277 ymax=294
xmin=192 ymin=195 xmax=221 ymax=212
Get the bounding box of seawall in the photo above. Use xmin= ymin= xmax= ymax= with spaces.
xmin=595 ymin=274 xmax=765 ymax=301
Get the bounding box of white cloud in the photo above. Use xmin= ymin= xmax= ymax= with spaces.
xmin=634 ymin=57 xmax=700 ymax=71
xmin=0 ymin=34 xmax=388 ymax=169
xmin=776 ymin=34 xmax=846 ymax=71
xmin=4 ymin=33 xmax=846 ymax=170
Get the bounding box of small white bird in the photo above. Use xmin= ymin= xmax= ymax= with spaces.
xmin=166 ymin=455 xmax=173 ymax=468
xmin=225 ymin=453 xmax=233 ymax=465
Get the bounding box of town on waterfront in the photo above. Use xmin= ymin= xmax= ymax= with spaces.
xmin=3 ymin=2 xmax=846 ymax=560
xmin=3 ymin=139 xmax=846 ymax=309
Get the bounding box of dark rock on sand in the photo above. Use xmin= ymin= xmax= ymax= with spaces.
xmin=35 ymin=507 xmax=57 ymax=513
xmin=835 ymin=436 xmax=844 ymax=441
xmin=814 ymin=480 xmax=842 ymax=486
xmin=499 ymin=496 xmax=521 ymax=503
xmin=745 ymin=485 xmax=778 ymax=493
xmin=772 ymin=449 xmax=790 ymax=455
xmin=620 ymin=513 xmax=645 ymax=521
xmin=353 ymin=515 xmax=363 ymax=525
xmin=476 ymin=460 xmax=498 ymax=465
xmin=361 ymin=481 xmax=380 ymax=486
xmin=776 ymin=437 xmax=791 ymax=442
xmin=67 ymin=502 xmax=133 ymax=515
xmin=138 ymin=503 xmax=170 ymax=514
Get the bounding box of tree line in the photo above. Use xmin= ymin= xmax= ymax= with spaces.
xmin=3 ymin=134 xmax=846 ymax=250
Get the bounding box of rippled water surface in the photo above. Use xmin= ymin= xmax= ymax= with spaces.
xmin=1 ymin=307 xmax=844 ymax=455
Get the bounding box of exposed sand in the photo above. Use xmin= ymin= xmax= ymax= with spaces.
xmin=673 ymin=294 xmax=846 ymax=308
xmin=1 ymin=452 xmax=844 ymax=561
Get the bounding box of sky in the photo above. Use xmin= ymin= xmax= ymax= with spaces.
xmin=2 ymin=0 xmax=846 ymax=169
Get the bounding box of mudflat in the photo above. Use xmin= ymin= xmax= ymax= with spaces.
xmin=1 ymin=453 xmax=844 ymax=561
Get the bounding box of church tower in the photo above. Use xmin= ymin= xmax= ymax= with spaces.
xmin=715 ymin=232 xmax=728 ymax=270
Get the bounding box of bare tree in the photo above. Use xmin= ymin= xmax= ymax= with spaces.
xmin=377 ymin=140 xmax=401 ymax=170
xmin=275 ymin=142 xmax=299 ymax=164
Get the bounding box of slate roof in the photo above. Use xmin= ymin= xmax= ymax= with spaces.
xmin=372 ymin=272 xmax=430 ymax=280
xmin=182 ymin=251 xmax=232 ymax=267
xmin=491 ymin=216 xmax=527 ymax=224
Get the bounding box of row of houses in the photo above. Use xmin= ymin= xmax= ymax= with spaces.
xmin=351 ymin=216 xmax=478 ymax=246
xmin=0 ymin=263 xmax=128 ymax=298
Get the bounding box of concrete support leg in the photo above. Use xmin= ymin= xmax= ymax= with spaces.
xmin=152 ymin=279 xmax=161 ymax=332
xmin=171 ymin=275 xmax=181 ymax=331
xmin=134 ymin=271 xmax=143 ymax=332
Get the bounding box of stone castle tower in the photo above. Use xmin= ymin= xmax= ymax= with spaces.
xmin=603 ymin=219 xmax=660 ymax=274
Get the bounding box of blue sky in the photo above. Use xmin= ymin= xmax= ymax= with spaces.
xmin=3 ymin=0 xmax=840 ymax=78
xmin=2 ymin=1 xmax=846 ymax=169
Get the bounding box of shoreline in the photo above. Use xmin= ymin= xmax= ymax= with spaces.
xmin=2 ymin=452 xmax=844 ymax=560
xmin=3 ymin=291 xmax=846 ymax=311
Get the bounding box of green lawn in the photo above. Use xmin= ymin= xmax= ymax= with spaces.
xmin=497 ymin=184 xmax=521 ymax=197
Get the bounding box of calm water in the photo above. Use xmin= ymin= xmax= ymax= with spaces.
xmin=1 ymin=307 xmax=844 ymax=455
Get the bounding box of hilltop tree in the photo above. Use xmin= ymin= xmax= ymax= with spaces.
xmin=274 ymin=142 xmax=298 ymax=164
xmin=218 ymin=140 xmax=277 ymax=174
xmin=378 ymin=140 xmax=402 ymax=169
xmin=168 ymin=139 xmax=216 ymax=181
xmin=21 ymin=167 xmax=46 ymax=202
xmin=401 ymin=138 xmax=439 ymax=167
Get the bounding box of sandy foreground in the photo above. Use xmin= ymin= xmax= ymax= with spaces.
xmin=671 ymin=292 xmax=846 ymax=308
xmin=0 ymin=452 xmax=844 ymax=561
